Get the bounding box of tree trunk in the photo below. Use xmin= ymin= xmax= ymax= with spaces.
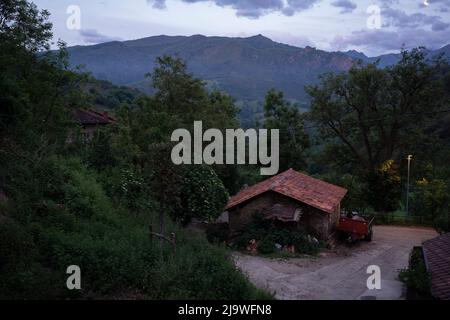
xmin=159 ymin=204 xmax=165 ymax=250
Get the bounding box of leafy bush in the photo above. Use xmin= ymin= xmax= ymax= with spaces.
xmin=157 ymin=232 xmax=272 ymax=300
xmin=399 ymin=246 xmax=432 ymax=300
xmin=233 ymin=213 xmax=321 ymax=256
xmin=0 ymin=157 xmax=270 ymax=300
xmin=411 ymin=178 xmax=449 ymax=222
xmin=366 ymin=160 xmax=401 ymax=212
xmin=0 ymin=220 xmax=65 ymax=299
xmin=179 ymin=165 xmax=229 ymax=224
xmin=206 ymin=223 xmax=229 ymax=244
xmin=62 ymin=164 xmax=112 ymax=218
xmin=257 ymin=238 xmax=276 ymax=255
xmin=434 ymin=211 xmax=450 ymax=234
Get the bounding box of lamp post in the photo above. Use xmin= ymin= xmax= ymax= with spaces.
xmin=406 ymin=155 xmax=413 ymax=216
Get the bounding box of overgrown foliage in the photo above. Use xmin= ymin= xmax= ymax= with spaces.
xmin=179 ymin=166 xmax=229 ymax=224
xmin=0 ymin=157 xmax=270 ymax=299
xmin=307 ymin=50 xmax=446 ymax=173
xmin=399 ymin=247 xmax=433 ymax=300
xmin=232 ymin=213 xmax=321 ymax=256
xmin=305 ymin=50 xmax=450 ymax=217
xmin=264 ymin=89 xmax=309 ymax=172
xmin=0 ymin=0 xmax=269 ymax=300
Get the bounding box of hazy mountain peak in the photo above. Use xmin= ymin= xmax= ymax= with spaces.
xmin=248 ymin=34 xmax=271 ymax=40
xmin=65 ymin=35 xmax=449 ymax=103
xmin=343 ymin=50 xmax=368 ymax=60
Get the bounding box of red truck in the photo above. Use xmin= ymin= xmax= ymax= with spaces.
xmin=338 ymin=214 xmax=375 ymax=242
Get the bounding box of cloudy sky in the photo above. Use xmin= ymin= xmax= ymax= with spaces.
xmin=34 ymin=0 xmax=449 ymax=56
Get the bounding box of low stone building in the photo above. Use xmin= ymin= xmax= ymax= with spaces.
xmin=73 ymin=109 xmax=117 ymax=141
xmin=225 ymin=169 xmax=348 ymax=241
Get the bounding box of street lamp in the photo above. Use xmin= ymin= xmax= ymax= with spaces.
xmin=406 ymin=155 xmax=413 ymax=216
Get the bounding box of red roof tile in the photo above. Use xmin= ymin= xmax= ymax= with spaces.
xmin=74 ymin=109 xmax=117 ymax=125
xmin=225 ymin=169 xmax=348 ymax=214
xmin=423 ymin=233 xmax=450 ymax=300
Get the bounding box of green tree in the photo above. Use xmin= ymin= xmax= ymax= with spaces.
xmin=0 ymin=0 xmax=84 ymax=203
xmin=264 ymin=89 xmax=309 ymax=171
xmin=178 ymin=165 xmax=229 ymax=225
xmin=366 ymin=160 xmax=402 ymax=212
xmin=148 ymin=55 xmax=239 ymax=130
xmin=307 ymin=49 xmax=446 ymax=173
xmin=146 ymin=55 xmax=241 ymax=193
xmin=412 ymin=178 xmax=449 ymax=222
xmin=148 ymin=55 xmax=207 ymax=127
xmin=0 ymin=0 xmax=52 ymax=53
xmin=306 ymin=49 xmax=447 ymax=212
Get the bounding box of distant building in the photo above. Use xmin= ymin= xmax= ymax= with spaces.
xmin=72 ymin=109 xmax=117 ymax=141
xmin=423 ymin=233 xmax=450 ymax=300
xmin=225 ymin=169 xmax=348 ymax=241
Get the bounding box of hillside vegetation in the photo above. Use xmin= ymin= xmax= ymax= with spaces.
xmin=67 ymin=34 xmax=355 ymax=103
xmin=66 ymin=35 xmax=450 ymax=128
xmin=0 ymin=0 xmax=270 ymax=300
xmin=66 ymin=34 xmax=450 ymax=103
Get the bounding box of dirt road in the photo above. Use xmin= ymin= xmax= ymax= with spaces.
xmin=234 ymin=226 xmax=437 ymax=300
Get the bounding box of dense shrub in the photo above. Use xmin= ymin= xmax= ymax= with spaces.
xmin=411 ymin=178 xmax=449 ymax=222
xmin=158 ymin=232 xmax=271 ymax=300
xmin=399 ymin=246 xmax=432 ymax=300
xmin=233 ymin=213 xmax=321 ymax=256
xmin=0 ymin=220 xmax=66 ymax=299
xmin=179 ymin=165 xmax=229 ymax=224
xmin=257 ymin=238 xmax=276 ymax=255
xmin=433 ymin=211 xmax=450 ymax=234
xmin=206 ymin=223 xmax=229 ymax=244
xmin=0 ymin=157 xmax=270 ymax=299
xmin=61 ymin=160 xmax=112 ymax=218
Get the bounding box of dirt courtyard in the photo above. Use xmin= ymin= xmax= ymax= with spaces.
xmin=234 ymin=226 xmax=438 ymax=300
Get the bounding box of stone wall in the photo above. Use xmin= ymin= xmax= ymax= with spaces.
xmin=228 ymin=191 xmax=336 ymax=240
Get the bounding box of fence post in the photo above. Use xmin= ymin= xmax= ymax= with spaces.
xmin=171 ymin=233 xmax=176 ymax=253
xmin=149 ymin=224 xmax=153 ymax=244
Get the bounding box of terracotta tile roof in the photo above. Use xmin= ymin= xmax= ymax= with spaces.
xmin=74 ymin=109 xmax=117 ymax=125
xmin=225 ymin=169 xmax=348 ymax=214
xmin=423 ymin=233 xmax=450 ymax=300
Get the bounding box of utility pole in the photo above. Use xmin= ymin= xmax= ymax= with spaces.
xmin=406 ymin=155 xmax=413 ymax=216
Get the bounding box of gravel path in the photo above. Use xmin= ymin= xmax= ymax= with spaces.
xmin=234 ymin=226 xmax=438 ymax=300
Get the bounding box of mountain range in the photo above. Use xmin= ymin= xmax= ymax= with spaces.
xmin=66 ymin=34 xmax=450 ymax=105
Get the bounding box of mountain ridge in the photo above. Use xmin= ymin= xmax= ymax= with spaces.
xmin=66 ymin=34 xmax=450 ymax=103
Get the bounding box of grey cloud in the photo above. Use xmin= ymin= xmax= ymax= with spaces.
xmin=148 ymin=0 xmax=167 ymax=9
xmin=283 ymin=0 xmax=319 ymax=12
xmin=429 ymin=0 xmax=450 ymax=7
xmin=431 ymin=20 xmax=449 ymax=31
xmin=79 ymin=29 xmax=122 ymax=44
xmin=331 ymin=0 xmax=356 ymax=14
xmin=382 ymin=7 xmax=449 ymax=31
xmin=147 ymin=0 xmax=320 ymax=18
xmin=332 ymin=28 xmax=449 ymax=54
